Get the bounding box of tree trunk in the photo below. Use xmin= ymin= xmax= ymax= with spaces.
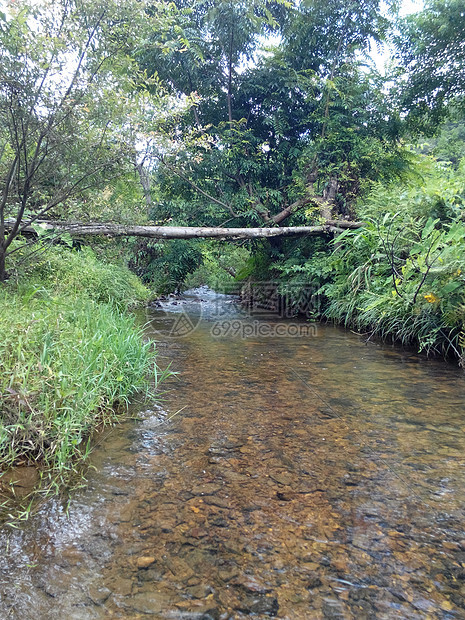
xmin=135 ymin=163 xmax=153 ymax=210
xmin=5 ymin=219 xmax=363 ymax=240
xmin=227 ymin=27 xmax=234 ymax=126
xmin=321 ymin=176 xmax=339 ymax=220
xmin=0 ymin=243 xmax=6 ymax=283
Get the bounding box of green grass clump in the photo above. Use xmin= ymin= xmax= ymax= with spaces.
xmin=23 ymin=246 xmax=150 ymax=309
xmin=0 ymin=287 xmax=158 ymax=473
xmin=0 ymin=247 xmax=160 ymax=490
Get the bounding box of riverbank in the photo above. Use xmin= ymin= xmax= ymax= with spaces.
xmin=0 ymin=247 xmax=160 ymax=498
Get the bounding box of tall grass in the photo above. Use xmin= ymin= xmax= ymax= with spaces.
xmin=18 ymin=245 xmax=150 ymax=309
xmin=272 ymin=160 xmax=465 ymax=364
xmin=0 ymin=247 xmax=161 ymax=496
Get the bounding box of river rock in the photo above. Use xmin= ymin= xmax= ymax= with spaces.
xmin=202 ymin=496 xmax=231 ymax=509
xmin=88 ymin=585 xmax=111 ymax=605
xmin=269 ymin=471 xmax=294 ymax=486
xmin=186 ymin=584 xmax=212 ymax=599
xmin=236 ymin=594 xmax=279 ymax=616
xmin=218 ymin=566 xmax=240 ymax=582
xmin=164 ymin=557 xmax=195 ymax=579
xmin=235 ymin=577 xmax=271 ymax=594
xmin=207 ymin=447 xmax=228 ymax=456
xmin=44 ymin=582 xmax=69 ymax=598
xmin=57 ymin=548 xmax=84 ymax=568
xmin=306 ymin=573 xmax=322 ymax=589
xmin=137 ymin=556 xmax=156 ymax=569
xmin=223 ymin=541 xmax=245 ymax=555
xmin=175 ymin=599 xmax=221 ymax=619
xmin=129 ymin=591 xmax=174 ymax=614
xmin=222 ymin=439 xmax=244 ymax=449
xmin=189 ymin=527 xmax=209 ymax=539
xmin=191 ymin=483 xmax=223 ymax=496
xmin=109 ymin=578 xmax=134 ymax=597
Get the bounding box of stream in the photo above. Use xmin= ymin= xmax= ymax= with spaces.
xmin=0 ymin=287 xmax=465 ymax=618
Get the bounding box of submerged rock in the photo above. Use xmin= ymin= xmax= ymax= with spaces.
xmin=136 ymin=556 xmax=156 ymax=569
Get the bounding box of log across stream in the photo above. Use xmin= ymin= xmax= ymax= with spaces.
xmin=0 ymin=288 xmax=464 ymax=618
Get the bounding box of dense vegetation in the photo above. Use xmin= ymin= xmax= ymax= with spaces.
xmin=0 ymin=248 xmax=159 ymax=501
xmin=134 ymin=0 xmax=465 ymax=363
xmin=0 ymin=0 xmax=464 ymax=507
xmin=273 ymin=160 xmax=465 ymax=364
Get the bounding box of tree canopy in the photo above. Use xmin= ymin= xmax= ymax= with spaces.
xmin=1 ymin=0 xmax=464 ymax=291
xmin=0 ymin=0 xmax=171 ymax=281
xmin=138 ymin=0 xmax=408 ymax=231
xmin=396 ymin=0 xmax=465 ymax=131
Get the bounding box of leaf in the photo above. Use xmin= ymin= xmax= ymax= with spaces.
xmin=61 ymin=233 xmax=73 ymax=248
xmin=421 ymin=217 xmax=439 ymax=240
xmin=31 ymin=223 xmax=53 ymax=237
xmin=440 ymin=281 xmax=463 ymax=295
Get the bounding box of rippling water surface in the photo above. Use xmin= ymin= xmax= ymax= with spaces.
xmin=1 ymin=287 xmax=465 ymax=619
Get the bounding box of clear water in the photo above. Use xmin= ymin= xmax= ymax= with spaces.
xmin=0 ymin=289 xmax=464 ymax=618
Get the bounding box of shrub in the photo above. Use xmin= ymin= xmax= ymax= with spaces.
xmin=272 ymin=160 xmax=465 ymax=364
xmin=19 ymin=246 xmax=150 ymax=309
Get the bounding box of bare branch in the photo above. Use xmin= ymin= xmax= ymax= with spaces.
xmin=4 ymin=220 xmax=361 ymax=240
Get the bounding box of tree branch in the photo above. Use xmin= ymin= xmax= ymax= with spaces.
xmin=157 ymin=155 xmax=239 ymax=216
xmin=4 ymin=220 xmax=362 ymax=240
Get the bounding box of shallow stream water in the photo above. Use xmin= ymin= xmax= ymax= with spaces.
xmin=0 ymin=288 xmax=465 ymax=618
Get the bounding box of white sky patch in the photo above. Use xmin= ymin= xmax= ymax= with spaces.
xmin=399 ymin=0 xmax=424 ymax=17
xmin=371 ymin=0 xmax=424 ymax=74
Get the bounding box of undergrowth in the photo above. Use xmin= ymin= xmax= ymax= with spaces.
xmin=272 ymin=160 xmax=465 ymax=364
xmin=18 ymin=245 xmax=150 ymax=309
xmin=0 ymin=246 xmax=162 ymax=520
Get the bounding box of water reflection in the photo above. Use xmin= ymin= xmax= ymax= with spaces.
xmin=0 ymin=289 xmax=464 ymax=618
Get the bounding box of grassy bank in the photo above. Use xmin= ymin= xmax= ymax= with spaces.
xmin=0 ymin=247 xmax=159 ymax=483
xmin=261 ymin=162 xmax=465 ymax=365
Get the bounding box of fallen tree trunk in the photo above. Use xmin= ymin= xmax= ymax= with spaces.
xmin=5 ymin=219 xmax=364 ymax=240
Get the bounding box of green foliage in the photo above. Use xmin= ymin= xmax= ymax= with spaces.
xmin=396 ymin=0 xmax=465 ymax=131
xmin=184 ymin=241 xmax=250 ymax=291
xmin=417 ymin=114 xmax=465 ymax=168
xmin=282 ymin=0 xmax=394 ymax=74
xmin=273 ymin=164 xmax=465 ymax=364
xmin=0 ymin=291 xmax=157 ymax=472
xmin=16 ymin=246 xmax=150 ymax=310
xmin=139 ymin=0 xmax=407 ymax=230
xmin=130 ymin=239 xmax=203 ymax=293
xmin=0 ymin=0 xmax=172 ymax=281
xmin=361 ymin=157 xmax=465 ymax=222
xmin=140 ymin=0 xmax=287 ymax=115
xmin=0 ymin=248 xmax=161 ymax=486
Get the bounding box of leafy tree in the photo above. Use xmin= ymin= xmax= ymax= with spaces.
xmin=0 ymin=0 xmax=170 ymax=282
xmin=141 ymin=0 xmax=288 ymax=126
xmin=396 ymin=0 xmax=465 ymax=132
xmin=140 ymin=0 xmax=407 ymax=230
xmin=417 ymin=112 xmax=465 ymax=168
